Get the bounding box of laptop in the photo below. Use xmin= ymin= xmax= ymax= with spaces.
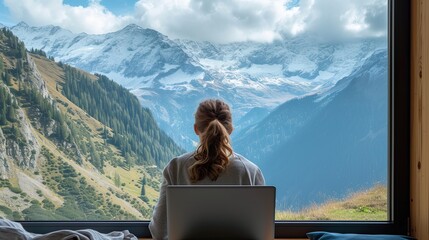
xmin=166 ymin=185 xmax=276 ymax=240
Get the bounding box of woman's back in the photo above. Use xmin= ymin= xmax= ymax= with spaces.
xmin=149 ymin=99 xmax=265 ymax=240
xmin=149 ymin=151 xmax=264 ymax=240
xmin=164 ymin=151 xmax=264 ymax=185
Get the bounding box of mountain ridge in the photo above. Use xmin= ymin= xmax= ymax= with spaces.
xmin=8 ymin=22 xmax=386 ymax=150
xmin=2 ymin=23 xmax=390 ymax=213
xmin=0 ymin=29 xmax=177 ymax=220
xmin=235 ymin=49 xmax=388 ymax=210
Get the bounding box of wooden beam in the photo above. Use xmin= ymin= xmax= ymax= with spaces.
xmin=410 ymin=0 xmax=429 ymax=239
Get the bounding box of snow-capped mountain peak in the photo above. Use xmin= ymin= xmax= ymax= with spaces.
xmin=9 ymin=22 xmax=386 ymax=150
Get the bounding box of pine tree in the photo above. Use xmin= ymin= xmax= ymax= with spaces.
xmin=125 ymin=153 xmax=133 ymax=170
xmin=0 ymin=59 xmax=4 ymax=76
xmin=0 ymin=89 xmax=7 ymax=125
xmin=103 ymin=126 xmax=108 ymax=145
xmin=4 ymin=72 xmax=12 ymax=86
xmin=140 ymin=176 xmax=147 ymax=196
xmin=16 ymin=59 xmax=23 ymax=77
xmin=114 ymin=172 xmax=121 ymax=187
xmin=18 ymin=41 xmax=26 ymax=59
xmin=89 ymin=140 xmax=102 ymax=171
xmin=6 ymin=101 xmax=16 ymax=122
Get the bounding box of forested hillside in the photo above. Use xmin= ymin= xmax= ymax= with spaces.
xmin=61 ymin=66 xmax=183 ymax=168
xmin=0 ymin=28 xmax=180 ymax=221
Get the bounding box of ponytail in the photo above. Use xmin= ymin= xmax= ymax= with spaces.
xmin=189 ymin=100 xmax=233 ymax=183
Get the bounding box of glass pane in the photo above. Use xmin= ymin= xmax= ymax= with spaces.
xmin=0 ymin=0 xmax=387 ymax=221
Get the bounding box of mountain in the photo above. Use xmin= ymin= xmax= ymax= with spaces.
xmin=10 ymin=22 xmax=201 ymax=86
xmin=235 ymin=49 xmax=388 ymax=210
xmin=9 ymin=22 xmax=386 ymax=150
xmin=233 ymin=107 xmax=270 ymax=135
xmin=0 ymin=29 xmax=181 ymax=220
xmin=5 ymin=22 xmax=390 ymax=212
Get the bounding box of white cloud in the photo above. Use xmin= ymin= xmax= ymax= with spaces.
xmin=294 ymin=0 xmax=388 ymax=40
xmin=3 ymin=0 xmax=387 ymax=42
xmin=3 ymin=0 xmax=133 ymax=34
xmin=133 ymin=0 xmax=287 ymax=43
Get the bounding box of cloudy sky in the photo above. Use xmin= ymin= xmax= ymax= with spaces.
xmin=0 ymin=0 xmax=387 ymax=43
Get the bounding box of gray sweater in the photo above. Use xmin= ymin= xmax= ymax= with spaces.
xmin=148 ymin=151 xmax=265 ymax=240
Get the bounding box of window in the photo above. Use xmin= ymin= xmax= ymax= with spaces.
xmin=0 ymin=0 xmax=409 ymax=238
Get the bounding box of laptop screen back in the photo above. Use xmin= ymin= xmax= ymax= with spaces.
xmin=166 ymin=186 xmax=276 ymax=240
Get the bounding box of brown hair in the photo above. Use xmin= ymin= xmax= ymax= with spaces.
xmin=189 ymin=99 xmax=233 ymax=183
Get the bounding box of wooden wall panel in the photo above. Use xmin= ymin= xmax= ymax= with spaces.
xmin=410 ymin=0 xmax=429 ymax=239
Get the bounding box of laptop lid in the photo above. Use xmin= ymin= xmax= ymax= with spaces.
xmin=166 ymin=185 xmax=275 ymax=240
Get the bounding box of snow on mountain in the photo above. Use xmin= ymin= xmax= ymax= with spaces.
xmin=11 ymin=21 xmax=76 ymax=53
xmin=234 ymin=49 xmax=388 ymax=210
xmin=11 ymin=23 xmax=201 ymax=86
xmin=10 ymin=22 xmax=386 ymax=150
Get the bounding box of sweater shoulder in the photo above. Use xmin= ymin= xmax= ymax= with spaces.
xmin=165 ymin=152 xmax=195 ymax=170
xmin=232 ymin=153 xmax=260 ymax=171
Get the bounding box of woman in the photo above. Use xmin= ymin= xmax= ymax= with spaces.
xmin=149 ymin=99 xmax=265 ymax=240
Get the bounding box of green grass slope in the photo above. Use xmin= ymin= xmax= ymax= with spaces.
xmin=276 ymin=185 xmax=387 ymax=221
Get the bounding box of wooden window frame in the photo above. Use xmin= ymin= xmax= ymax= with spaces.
xmin=20 ymin=0 xmax=410 ymax=238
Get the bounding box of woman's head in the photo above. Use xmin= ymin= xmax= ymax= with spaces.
xmin=194 ymin=99 xmax=233 ymax=136
xmin=189 ymin=99 xmax=233 ymax=183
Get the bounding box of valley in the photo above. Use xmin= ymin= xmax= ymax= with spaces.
xmin=0 ymin=22 xmax=390 ymax=219
xmin=0 ymin=29 xmax=181 ymax=220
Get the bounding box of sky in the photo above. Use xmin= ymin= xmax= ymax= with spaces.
xmin=0 ymin=0 xmax=387 ymax=43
